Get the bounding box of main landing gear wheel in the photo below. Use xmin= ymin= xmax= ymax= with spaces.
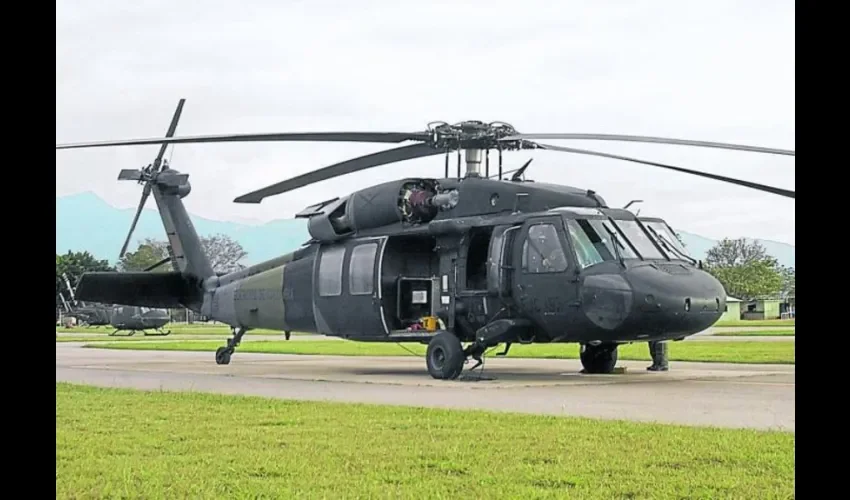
xmin=426 ymin=332 xmax=465 ymax=380
xmin=215 ymin=346 xmax=232 ymax=365
xmin=579 ymin=343 xmax=618 ymax=374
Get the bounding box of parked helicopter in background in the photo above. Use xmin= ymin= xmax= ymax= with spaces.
xmin=56 ymin=99 xmax=793 ymax=379
xmin=57 ymin=271 xmax=173 ymax=336
xmin=57 ymin=272 xmax=111 ymax=327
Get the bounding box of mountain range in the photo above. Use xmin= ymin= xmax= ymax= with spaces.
xmin=56 ymin=191 xmax=795 ymax=269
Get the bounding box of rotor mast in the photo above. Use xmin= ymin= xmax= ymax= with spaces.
xmin=464 ymin=148 xmax=484 ymax=177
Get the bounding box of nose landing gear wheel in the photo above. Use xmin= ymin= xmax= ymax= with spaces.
xmin=426 ymin=332 xmax=464 ymax=380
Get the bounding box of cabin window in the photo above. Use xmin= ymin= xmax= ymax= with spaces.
xmin=522 ymin=223 xmax=568 ymax=273
xmin=318 ymin=245 xmax=345 ymax=297
xmin=349 ymin=242 xmax=377 ymax=295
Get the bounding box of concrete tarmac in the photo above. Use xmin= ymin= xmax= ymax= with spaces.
xmin=56 ymin=342 xmax=794 ymax=432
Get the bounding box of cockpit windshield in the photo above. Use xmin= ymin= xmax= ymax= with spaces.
xmin=565 ymin=218 xmax=638 ymax=268
xmin=608 ymin=219 xmax=665 ymax=260
xmin=640 ymin=219 xmax=692 ymax=261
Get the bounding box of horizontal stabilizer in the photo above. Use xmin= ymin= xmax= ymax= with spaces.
xmin=76 ymin=271 xmax=202 ymax=309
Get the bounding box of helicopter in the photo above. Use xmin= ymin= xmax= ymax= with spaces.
xmin=57 ymin=271 xmax=173 ymax=336
xmin=56 ymin=98 xmax=794 ymax=379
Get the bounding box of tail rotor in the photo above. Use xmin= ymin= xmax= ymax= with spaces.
xmin=117 ymin=98 xmax=186 ymax=259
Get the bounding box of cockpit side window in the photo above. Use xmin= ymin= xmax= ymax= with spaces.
xmin=521 ymin=223 xmax=568 ymax=273
xmin=566 ymin=220 xmax=606 ymax=268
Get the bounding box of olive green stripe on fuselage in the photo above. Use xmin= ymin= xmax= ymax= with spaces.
xmin=233 ymin=264 xmax=287 ymax=330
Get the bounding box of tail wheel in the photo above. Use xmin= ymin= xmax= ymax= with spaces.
xmin=426 ymin=332 xmax=465 ymax=380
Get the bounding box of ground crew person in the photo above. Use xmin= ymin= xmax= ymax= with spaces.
xmin=647 ymin=340 xmax=669 ymax=371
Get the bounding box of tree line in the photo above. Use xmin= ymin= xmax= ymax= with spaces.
xmin=702 ymin=237 xmax=794 ymax=301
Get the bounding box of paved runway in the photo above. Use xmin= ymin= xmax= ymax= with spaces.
xmin=56 ymin=341 xmax=794 ymax=432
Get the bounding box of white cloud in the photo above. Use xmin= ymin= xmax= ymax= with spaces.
xmin=56 ymin=0 xmax=795 ymax=245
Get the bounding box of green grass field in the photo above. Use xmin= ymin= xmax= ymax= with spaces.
xmin=86 ymin=338 xmax=795 ymax=364
xmin=56 ymin=383 xmax=795 ymax=498
xmin=712 ymin=319 xmax=794 ymax=328
xmin=712 ymin=330 xmax=795 ymax=337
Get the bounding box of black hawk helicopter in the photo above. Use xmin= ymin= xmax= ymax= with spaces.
xmin=56 ymin=99 xmax=793 ymax=379
xmin=57 ymin=271 xmax=173 ymax=336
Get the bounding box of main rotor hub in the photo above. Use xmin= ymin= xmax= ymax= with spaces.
xmin=425 ymin=120 xmax=538 ymax=152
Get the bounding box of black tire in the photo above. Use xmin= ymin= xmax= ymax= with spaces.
xmin=426 ymin=332 xmax=465 ymax=380
xmin=579 ymin=343 xmax=618 ymax=374
xmin=215 ymin=346 xmax=232 ymax=365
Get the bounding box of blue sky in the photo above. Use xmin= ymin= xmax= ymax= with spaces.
xmin=56 ymin=1 xmax=795 ymax=245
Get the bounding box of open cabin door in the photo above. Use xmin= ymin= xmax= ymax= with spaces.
xmin=313 ymin=237 xmax=388 ymax=338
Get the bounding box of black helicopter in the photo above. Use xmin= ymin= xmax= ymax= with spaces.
xmin=57 ymin=271 xmax=173 ymax=336
xmin=56 ymin=99 xmax=793 ymax=379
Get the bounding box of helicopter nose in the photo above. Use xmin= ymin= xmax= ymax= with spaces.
xmin=625 ymin=262 xmax=726 ymax=337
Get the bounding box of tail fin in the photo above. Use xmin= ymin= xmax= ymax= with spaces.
xmin=66 ymin=99 xmax=214 ymax=311
xmin=114 ymin=98 xmax=215 ymax=281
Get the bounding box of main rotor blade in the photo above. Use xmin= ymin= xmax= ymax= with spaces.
xmin=56 ymin=132 xmax=430 ymax=150
xmin=502 ymin=133 xmax=794 ymax=156
xmin=153 ymin=98 xmax=186 ymax=170
xmin=536 ymin=142 xmax=795 ymax=199
xmin=119 ymin=184 xmax=152 ymax=258
xmin=234 ymin=143 xmax=443 ymax=203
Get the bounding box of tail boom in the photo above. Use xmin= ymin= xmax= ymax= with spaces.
xmin=76 ymin=271 xmax=204 ymax=310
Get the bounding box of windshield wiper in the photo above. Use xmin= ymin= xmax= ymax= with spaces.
xmin=647 ymin=226 xmax=697 ymax=265
xmin=603 ymin=224 xmax=626 ymax=268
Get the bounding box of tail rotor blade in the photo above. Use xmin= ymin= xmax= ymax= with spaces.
xmin=143 ymin=256 xmax=172 ymax=272
xmin=536 ymin=142 xmax=795 ymax=199
xmin=119 ymin=185 xmax=152 ymax=258
xmin=153 ymin=98 xmax=186 ymax=170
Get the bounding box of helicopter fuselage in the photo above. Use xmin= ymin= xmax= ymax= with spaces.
xmin=204 ymin=176 xmax=726 ymax=346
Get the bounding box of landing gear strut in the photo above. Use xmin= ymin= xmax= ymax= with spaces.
xmin=216 ymin=326 xmax=247 ymax=365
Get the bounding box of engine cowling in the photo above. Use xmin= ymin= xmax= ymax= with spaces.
xmin=301 ymin=179 xmax=459 ymax=241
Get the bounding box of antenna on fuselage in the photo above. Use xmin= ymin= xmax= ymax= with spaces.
xmin=623 ymin=199 xmax=643 ymax=210
xmin=623 ymin=199 xmax=643 ymax=216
